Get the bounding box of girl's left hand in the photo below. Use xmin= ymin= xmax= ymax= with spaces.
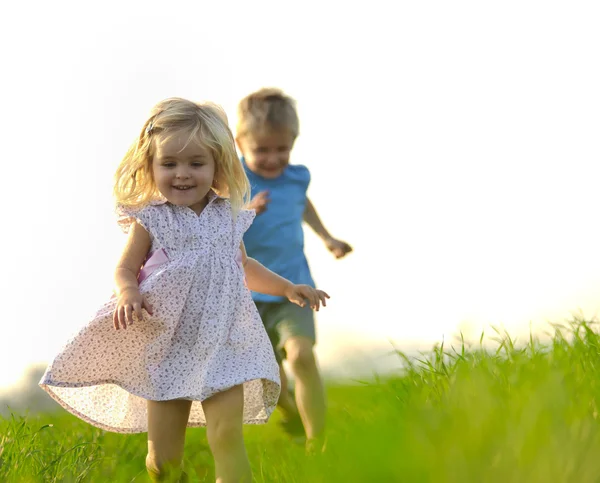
xmin=285 ymin=284 xmax=330 ymax=311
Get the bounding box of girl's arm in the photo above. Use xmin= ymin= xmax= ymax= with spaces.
xmin=113 ymin=222 xmax=153 ymax=329
xmin=303 ymin=197 xmax=353 ymax=259
xmin=239 ymin=242 xmax=329 ymax=310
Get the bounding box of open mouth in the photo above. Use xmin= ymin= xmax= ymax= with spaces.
xmin=173 ymin=186 xmax=195 ymax=190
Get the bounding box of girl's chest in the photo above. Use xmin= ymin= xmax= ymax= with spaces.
xmin=156 ymin=210 xmax=233 ymax=253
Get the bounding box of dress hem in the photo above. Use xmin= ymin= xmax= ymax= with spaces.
xmin=39 ymin=374 xmax=278 ymax=434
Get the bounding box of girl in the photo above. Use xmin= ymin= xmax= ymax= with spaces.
xmin=39 ymin=98 xmax=329 ymax=482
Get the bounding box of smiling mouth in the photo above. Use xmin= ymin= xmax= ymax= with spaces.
xmin=173 ymin=186 xmax=195 ymax=190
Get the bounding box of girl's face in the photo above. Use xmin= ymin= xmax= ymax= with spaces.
xmin=152 ymin=131 xmax=216 ymax=215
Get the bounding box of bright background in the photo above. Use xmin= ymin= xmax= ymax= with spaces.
xmin=1 ymin=0 xmax=599 ymax=389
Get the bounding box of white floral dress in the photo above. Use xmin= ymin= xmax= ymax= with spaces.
xmin=39 ymin=191 xmax=280 ymax=433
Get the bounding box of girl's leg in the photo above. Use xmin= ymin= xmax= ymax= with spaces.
xmin=202 ymin=385 xmax=251 ymax=483
xmin=147 ymin=399 xmax=193 ymax=482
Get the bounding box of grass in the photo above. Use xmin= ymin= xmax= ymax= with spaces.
xmin=3 ymin=318 xmax=600 ymax=482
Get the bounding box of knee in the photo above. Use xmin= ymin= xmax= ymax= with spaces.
xmin=286 ymin=343 xmax=317 ymax=375
xmin=207 ymin=418 xmax=243 ymax=453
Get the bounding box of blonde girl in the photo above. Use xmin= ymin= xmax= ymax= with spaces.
xmin=40 ymin=98 xmax=329 ymax=482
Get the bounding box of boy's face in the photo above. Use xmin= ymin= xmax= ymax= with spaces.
xmin=237 ymin=129 xmax=295 ymax=179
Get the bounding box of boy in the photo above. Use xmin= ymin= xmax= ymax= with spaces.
xmin=235 ymin=88 xmax=352 ymax=451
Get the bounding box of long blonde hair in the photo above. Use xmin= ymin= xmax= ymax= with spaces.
xmin=114 ymin=97 xmax=250 ymax=215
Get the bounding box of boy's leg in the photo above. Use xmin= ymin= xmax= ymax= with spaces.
xmin=202 ymin=385 xmax=251 ymax=483
xmin=276 ymin=362 xmax=306 ymax=442
xmin=271 ymin=302 xmax=326 ymax=446
xmin=254 ymin=302 xmax=299 ymax=420
xmin=277 ymin=362 xmax=299 ymax=420
xmin=146 ymin=399 xmax=193 ymax=481
xmin=283 ymin=335 xmax=326 ymax=444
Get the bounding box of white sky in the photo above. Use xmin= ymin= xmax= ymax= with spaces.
xmin=1 ymin=0 xmax=599 ymax=388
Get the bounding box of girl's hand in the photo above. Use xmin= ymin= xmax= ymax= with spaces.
xmin=324 ymin=237 xmax=353 ymax=259
xmin=285 ymin=284 xmax=330 ymax=311
xmin=113 ymin=288 xmax=153 ymax=330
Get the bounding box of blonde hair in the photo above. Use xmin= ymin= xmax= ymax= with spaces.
xmin=114 ymin=97 xmax=250 ymax=215
xmin=236 ymin=87 xmax=299 ymax=140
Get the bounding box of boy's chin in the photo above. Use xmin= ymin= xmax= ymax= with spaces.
xmin=257 ymin=168 xmax=285 ymax=179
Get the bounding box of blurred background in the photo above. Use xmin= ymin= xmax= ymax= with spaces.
xmin=1 ymin=0 xmax=599 ymax=412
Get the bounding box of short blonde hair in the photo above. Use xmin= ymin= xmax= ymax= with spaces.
xmin=114 ymin=97 xmax=250 ymax=215
xmin=236 ymin=88 xmax=299 ymax=140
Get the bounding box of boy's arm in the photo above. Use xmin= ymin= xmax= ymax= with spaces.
xmin=303 ymin=197 xmax=353 ymax=259
xmin=303 ymin=197 xmax=332 ymax=241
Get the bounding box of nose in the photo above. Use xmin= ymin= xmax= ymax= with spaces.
xmin=175 ymin=165 xmax=191 ymax=179
xmin=265 ymin=152 xmax=280 ymax=166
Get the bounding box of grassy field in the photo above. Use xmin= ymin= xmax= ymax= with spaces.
xmin=3 ymin=319 xmax=600 ymax=482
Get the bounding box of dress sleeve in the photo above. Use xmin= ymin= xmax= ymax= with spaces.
xmin=234 ymin=209 xmax=256 ymax=247
xmin=116 ymin=204 xmax=154 ymax=235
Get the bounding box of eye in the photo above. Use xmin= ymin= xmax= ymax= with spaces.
xmin=255 ymin=147 xmax=268 ymax=154
xmin=277 ymin=146 xmax=289 ymax=152
xmin=191 ymin=162 xmax=204 ymax=167
xmin=162 ymin=162 xmax=176 ymax=168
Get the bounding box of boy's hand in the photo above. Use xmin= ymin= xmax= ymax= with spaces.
xmin=285 ymin=284 xmax=330 ymax=311
xmin=247 ymin=190 xmax=271 ymax=214
xmin=113 ymin=288 xmax=153 ymax=330
xmin=324 ymin=237 xmax=353 ymax=259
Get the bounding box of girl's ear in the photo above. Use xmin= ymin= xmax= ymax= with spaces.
xmin=212 ymin=171 xmax=221 ymax=191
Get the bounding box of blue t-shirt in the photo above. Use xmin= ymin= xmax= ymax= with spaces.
xmin=242 ymin=159 xmax=315 ymax=303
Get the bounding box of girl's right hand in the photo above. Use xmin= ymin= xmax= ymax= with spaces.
xmin=113 ymin=288 xmax=153 ymax=330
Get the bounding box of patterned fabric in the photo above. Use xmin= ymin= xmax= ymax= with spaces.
xmin=39 ymin=191 xmax=280 ymax=433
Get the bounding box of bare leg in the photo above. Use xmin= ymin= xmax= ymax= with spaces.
xmin=277 ymin=362 xmax=298 ymax=419
xmin=146 ymin=399 xmax=193 ymax=482
xmin=284 ymin=336 xmax=326 ymax=445
xmin=275 ymin=363 xmax=305 ymax=442
xmin=202 ymin=385 xmax=251 ymax=483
